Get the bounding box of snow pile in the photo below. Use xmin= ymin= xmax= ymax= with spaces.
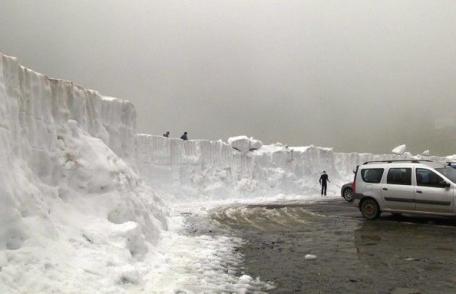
xmin=228 ymin=135 xmax=263 ymax=152
xmin=0 ymin=53 xmax=167 ymax=293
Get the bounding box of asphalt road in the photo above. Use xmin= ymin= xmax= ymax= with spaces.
xmin=208 ymin=198 xmax=456 ymax=294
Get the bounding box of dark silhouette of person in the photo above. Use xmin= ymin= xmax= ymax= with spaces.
xmin=163 ymin=131 xmax=170 ymax=138
xmin=180 ymin=132 xmax=188 ymax=140
xmin=319 ymin=171 xmax=330 ymax=196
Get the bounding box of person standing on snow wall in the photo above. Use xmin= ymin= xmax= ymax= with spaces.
xmin=180 ymin=132 xmax=188 ymax=140
xmin=319 ymin=171 xmax=330 ymax=196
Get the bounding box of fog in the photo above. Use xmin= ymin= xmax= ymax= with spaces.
xmin=1 ymin=0 xmax=456 ymax=154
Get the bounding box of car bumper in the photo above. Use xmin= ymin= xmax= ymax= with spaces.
xmin=353 ymin=199 xmax=360 ymax=207
xmin=352 ymin=193 xmax=363 ymax=200
xmin=352 ymin=193 xmax=364 ymax=207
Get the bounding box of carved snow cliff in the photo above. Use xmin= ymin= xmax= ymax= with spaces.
xmin=135 ymin=135 xmax=446 ymax=201
xmin=0 ymin=53 xmax=167 ymax=293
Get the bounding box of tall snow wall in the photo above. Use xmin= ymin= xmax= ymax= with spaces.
xmin=136 ymin=134 xmax=445 ymax=200
xmin=0 ymin=53 xmax=166 ymax=293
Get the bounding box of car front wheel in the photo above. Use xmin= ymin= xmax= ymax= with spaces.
xmin=360 ymin=198 xmax=381 ymax=220
xmin=342 ymin=187 xmax=353 ymax=202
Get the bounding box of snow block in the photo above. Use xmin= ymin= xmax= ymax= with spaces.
xmin=228 ymin=136 xmax=251 ymax=152
xmin=392 ymin=144 xmax=407 ymax=155
xmin=250 ymin=138 xmax=263 ymax=150
xmin=227 ymin=136 xmax=263 ymax=152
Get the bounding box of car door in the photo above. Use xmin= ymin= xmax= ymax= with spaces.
xmin=382 ymin=167 xmax=415 ymax=211
xmin=415 ymin=168 xmax=453 ymax=213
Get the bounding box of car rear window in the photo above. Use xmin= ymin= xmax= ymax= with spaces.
xmin=387 ymin=168 xmax=411 ymax=185
xmin=361 ymin=168 xmax=384 ymax=183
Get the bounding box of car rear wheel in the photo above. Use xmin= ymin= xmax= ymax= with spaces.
xmin=360 ymin=198 xmax=380 ymax=220
xmin=342 ymin=187 xmax=353 ymax=202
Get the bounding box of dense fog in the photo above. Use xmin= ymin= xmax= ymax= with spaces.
xmin=1 ymin=0 xmax=455 ymax=154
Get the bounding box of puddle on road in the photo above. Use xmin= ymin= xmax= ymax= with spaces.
xmin=211 ymin=204 xmax=323 ymax=232
xmin=208 ymin=202 xmax=456 ymax=294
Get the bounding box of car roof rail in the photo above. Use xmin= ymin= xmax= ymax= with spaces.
xmin=363 ymin=159 xmax=434 ymax=165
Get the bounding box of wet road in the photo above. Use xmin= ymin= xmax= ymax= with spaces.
xmin=207 ymin=198 xmax=456 ymax=294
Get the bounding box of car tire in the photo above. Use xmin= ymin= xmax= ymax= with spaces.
xmin=360 ymin=198 xmax=381 ymax=220
xmin=342 ymin=187 xmax=353 ymax=202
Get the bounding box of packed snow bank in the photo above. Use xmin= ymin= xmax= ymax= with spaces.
xmin=136 ymin=135 xmax=446 ymax=201
xmin=0 ymin=53 xmax=167 ymax=293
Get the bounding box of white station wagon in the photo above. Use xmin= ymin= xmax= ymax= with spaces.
xmin=352 ymin=160 xmax=456 ymax=219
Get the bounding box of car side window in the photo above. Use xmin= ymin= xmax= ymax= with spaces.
xmin=361 ymin=168 xmax=384 ymax=183
xmin=416 ymin=168 xmax=445 ymax=188
xmin=387 ymin=168 xmax=411 ymax=185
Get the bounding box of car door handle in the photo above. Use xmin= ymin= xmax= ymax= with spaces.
xmin=382 ymin=188 xmax=388 ymax=191
xmin=416 ymin=190 xmax=423 ymax=194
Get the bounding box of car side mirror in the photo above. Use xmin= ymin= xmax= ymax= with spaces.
xmin=440 ymin=181 xmax=451 ymax=188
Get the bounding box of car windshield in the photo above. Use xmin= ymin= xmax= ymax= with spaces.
xmin=435 ymin=167 xmax=456 ymax=184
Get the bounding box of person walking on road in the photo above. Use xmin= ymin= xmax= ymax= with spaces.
xmin=319 ymin=171 xmax=330 ymax=196
xmin=180 ymin=132 xmax=188 ymax=140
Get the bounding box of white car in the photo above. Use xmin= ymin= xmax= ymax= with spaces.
xmin=352 ymin=160 xmax=456 ymax=219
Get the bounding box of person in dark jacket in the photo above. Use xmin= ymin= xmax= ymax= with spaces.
xmin=163 ymin=131 xmax=170 ymax=138
xmin=180 ymin=132 xmax=188 ymax=140
xmin=319 ymin=171 xmax=330 ymax=196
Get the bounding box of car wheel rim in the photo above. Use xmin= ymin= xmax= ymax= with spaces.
xmin=344 ymin=189 xmax=353 ymax=200
xmin=363 ymin=202 xmax=376 ymax=217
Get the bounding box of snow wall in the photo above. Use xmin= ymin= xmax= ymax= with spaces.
xmin=0 ymin=53 xmax=167 ymax=292
xmin=136 ymin=134 xmax=446 ymax=200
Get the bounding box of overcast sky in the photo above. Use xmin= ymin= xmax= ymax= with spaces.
xmin=1 ymin=0 xmax=456 ymax=154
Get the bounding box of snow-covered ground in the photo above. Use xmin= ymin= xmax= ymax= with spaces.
xmin=1 ymin=52 xmax=454 ymax=293
xmin=144 ymin=204 xmax=275 ymax=293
